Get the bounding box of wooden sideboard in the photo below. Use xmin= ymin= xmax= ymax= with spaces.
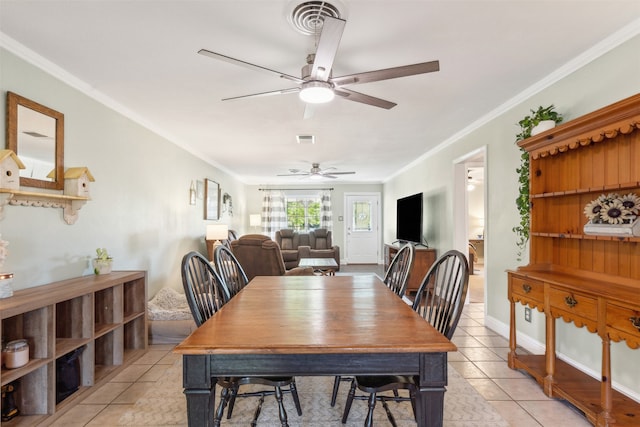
xmin=508 ymin=93 xmax=640 ymax=426
xmin=0 ymin=271 xmax=147 ymax=425
xmin=384 ymin=244 xmax=436 ymax=293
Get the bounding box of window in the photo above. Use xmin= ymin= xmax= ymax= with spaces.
xmin=352 ymin=201 xmax=372 ymax=231
xmin=286 ymin=196 xmax=321 ymax=231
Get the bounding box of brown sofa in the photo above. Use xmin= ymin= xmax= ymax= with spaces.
xmin=275 ymin=229 xmax=340 ymax=271
xmin=230 ymin=234 xmax=314 ymax=281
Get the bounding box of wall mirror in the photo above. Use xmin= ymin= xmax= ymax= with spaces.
xmin=6 ymin=91 xmax=64 ymax=190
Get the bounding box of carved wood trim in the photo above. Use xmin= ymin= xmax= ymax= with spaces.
xmin=518 ymin=93 xmax=640 ymax=160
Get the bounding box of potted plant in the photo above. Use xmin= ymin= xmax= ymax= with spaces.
xmin=92 ymin=248 xmax=113 ymax=275
xmin=513 ymin=105 xmax=563 ymax=260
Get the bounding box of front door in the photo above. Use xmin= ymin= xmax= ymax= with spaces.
xmin=345 ymin=193 xmax=380 ymax=264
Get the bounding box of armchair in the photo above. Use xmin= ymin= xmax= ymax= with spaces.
xmin=274 ymin=229 xmax=300 ymax=270
xmin=298 ymin=229 xmax=340 ymax=270
xmin=230 ymin=234 xmax=313 ymax=282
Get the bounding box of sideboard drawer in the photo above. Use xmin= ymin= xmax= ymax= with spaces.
xmin=606 ymin=303 xmax=640 ymax=346
xmin=549 ymin=287 xmax=598 ymax=330
xmin=510 ymin=275 xmax=544 ymax=305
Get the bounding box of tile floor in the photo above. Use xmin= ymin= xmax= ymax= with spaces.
xmin=50 ymin=264 xmax=592 ymax=426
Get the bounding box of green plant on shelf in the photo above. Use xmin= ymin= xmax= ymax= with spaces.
xmin=513 ymin=105 xmax=563 ymax=261
xmin=93 ymin=248 xmax=113 ymax=275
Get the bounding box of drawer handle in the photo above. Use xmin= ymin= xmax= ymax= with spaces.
xmin=564 ymin=296 xmax=578 ymax=308
xmin=522 ymin=284 xmax=532 ymax=293
xmin=630 ymin=317 xmax=640 ymax=331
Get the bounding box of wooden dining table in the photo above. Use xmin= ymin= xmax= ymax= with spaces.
xmin=174 ymin=274 xmax=457 ymax=427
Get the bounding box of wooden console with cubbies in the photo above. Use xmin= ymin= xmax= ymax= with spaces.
xmin=1 ymin=271 xmax=147 ymax=425
xmin=507 ymin=93 xmax=640 ymax=426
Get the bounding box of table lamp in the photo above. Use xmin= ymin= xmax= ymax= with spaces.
xmin=206 ymin=224 xmax=229 ymax=248
xmin=249 ymin=214 xmax=261 ymax=231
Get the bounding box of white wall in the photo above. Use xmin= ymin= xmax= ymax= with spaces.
xmin=0 ymin=48 xmax=246 ymax=298
xmin=244 ymin=183 xmax=383 ymax=262
xmin=383 ymin=34 xmax=640 ymax=397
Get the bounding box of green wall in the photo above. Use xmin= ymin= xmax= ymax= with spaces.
xmin=0 ymin=48 xmax=246 ymax=298
xmin=383 ymin=34 xmax=640 ymax=398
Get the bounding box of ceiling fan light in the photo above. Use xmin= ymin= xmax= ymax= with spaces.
xmin=299 ymin=81 xmax=334 ymax=103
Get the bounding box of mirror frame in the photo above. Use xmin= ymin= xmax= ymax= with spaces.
xmin=6 ymin=91 xmax=64 ymax=190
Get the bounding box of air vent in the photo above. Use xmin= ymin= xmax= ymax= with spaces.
xmin=289 ymin=1 xmax=342 ymax=35
xmin=296 ymin=135 xmax=315 ymax=144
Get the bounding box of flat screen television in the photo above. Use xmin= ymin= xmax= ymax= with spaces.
xmin=396 ymin=192 xmax=423 ymax=244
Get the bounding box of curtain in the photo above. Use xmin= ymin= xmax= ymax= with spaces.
xmin=320 ymin=190 xmax=333 ymax=231
xmin=261 ymin=191 xmax=287 ymax=239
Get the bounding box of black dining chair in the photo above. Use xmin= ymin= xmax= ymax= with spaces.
xmin=181 ymin=251 xmax=230 ymax=326
xmin=213 ymin=244 xmax=249 ymax=298
xmin=340 ymin=250 xmax=469 ymax=427
xmin=382 ymin=243 xmax=415 ymax=297
xmin=180 ymin=251 xmax=302 ymax=426
xmin=330 ymin=243 xmax=415 ymax=407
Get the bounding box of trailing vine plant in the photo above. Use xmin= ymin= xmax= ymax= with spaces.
xmin=513 ymin=105 xmax=563 ymax=261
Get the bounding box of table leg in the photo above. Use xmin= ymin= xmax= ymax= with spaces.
xmin=414 ymin=352 xmax=447 ymax=427
xmin=183 ymin=355 xmax=216 ymax=427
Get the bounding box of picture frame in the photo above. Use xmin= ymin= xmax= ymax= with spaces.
xmin=204 ymin=179 xmax=220 ymax=220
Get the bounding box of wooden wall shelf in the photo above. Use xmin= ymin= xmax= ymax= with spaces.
xmin=508 ymin=93 xmax=640 ymax=427
xmin=0 ymin=271 xmax=147 ymax=425
xmin=0 ymin=188 xmax=89 ymax=224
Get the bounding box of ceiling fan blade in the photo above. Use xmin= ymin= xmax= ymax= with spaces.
xmin=277 ymin=172 xmax=310 ymax=177
xmin=198 ymin=49 xmax=303 ymax=84
xmin=222 ymin=87 xmax=300 ymax=101
xmin=331 ymin=60 xmax=440 ymax=87
xmin=321 ymin=174 xmax=339 ymax=179
xmin=334 ymin=88 xmax=397 ymax=109
xmin=322 ymin=171 xmax=355 ymax=175
xmin=311 ymin=17 xmax=346 ymax=81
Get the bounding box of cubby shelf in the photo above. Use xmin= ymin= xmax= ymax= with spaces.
xmin=0 ymin=271 xmax=147 ymax=425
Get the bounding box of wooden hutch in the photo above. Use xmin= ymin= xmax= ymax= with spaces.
xmin=507 ymin=93 xmax=640 ymax=426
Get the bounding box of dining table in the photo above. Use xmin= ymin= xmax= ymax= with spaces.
xmin=173 ymin=274 xmax=457 ymax=427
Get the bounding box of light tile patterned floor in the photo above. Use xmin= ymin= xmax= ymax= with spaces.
xmin=51 ymin=264 xmax=592 ymax=426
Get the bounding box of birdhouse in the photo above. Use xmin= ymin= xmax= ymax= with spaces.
xmin=63 ymin=167 xmax=95 ymax=198
xmin=0 ymin=149 xmax=26 ymax=190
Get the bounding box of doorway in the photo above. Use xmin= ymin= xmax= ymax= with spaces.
xmin=453 ymin=148 xmax=486 ymax=303
xmin=344 ymin=193 xmax=381 ymax=264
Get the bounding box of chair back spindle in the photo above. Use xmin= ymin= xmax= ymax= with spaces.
xmin=214 ymin=245 xmax=250 ymax=298
xmin=383 ymin=243 xmax=415 ymax=297
xmin=181 ymin=251 xmax=230 ymax=327
xmin=412 ymin=250 xmax=469 ymax=339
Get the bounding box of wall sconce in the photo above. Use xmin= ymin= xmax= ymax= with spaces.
xmin=249 ymin=214 xmax=261 ymax=232
xmin=206 ymin=224 xmax=229 ymax=248
xmin=189 ymin=181 xmax=196 ymax=205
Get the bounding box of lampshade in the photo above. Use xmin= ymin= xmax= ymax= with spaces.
xmin=206 ymin=224 xmax=228 ymax=241
xmin=299 ymin=81 xmax=334 ymax=104
xmin=249 ymin=214 xmax=261 ymax=227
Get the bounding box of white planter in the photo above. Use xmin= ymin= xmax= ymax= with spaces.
xmin=531 ymin=120 xmax=556 ymax=136
xmin=92 ymin=259 xmax=113 ymax=275
xmin=583 ymin=218 xmax=640 ymax=237
xmin=0 ymin=272 xmax=13 ymax=298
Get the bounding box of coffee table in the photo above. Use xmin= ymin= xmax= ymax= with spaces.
xmin=298 ymin=257 xmax=338 ymax=275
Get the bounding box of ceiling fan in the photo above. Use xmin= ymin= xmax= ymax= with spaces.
xmin=277 ymin=163 xmax=355 ymax=179
xmin=198 ymin=16 xmax=439 ymax=110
